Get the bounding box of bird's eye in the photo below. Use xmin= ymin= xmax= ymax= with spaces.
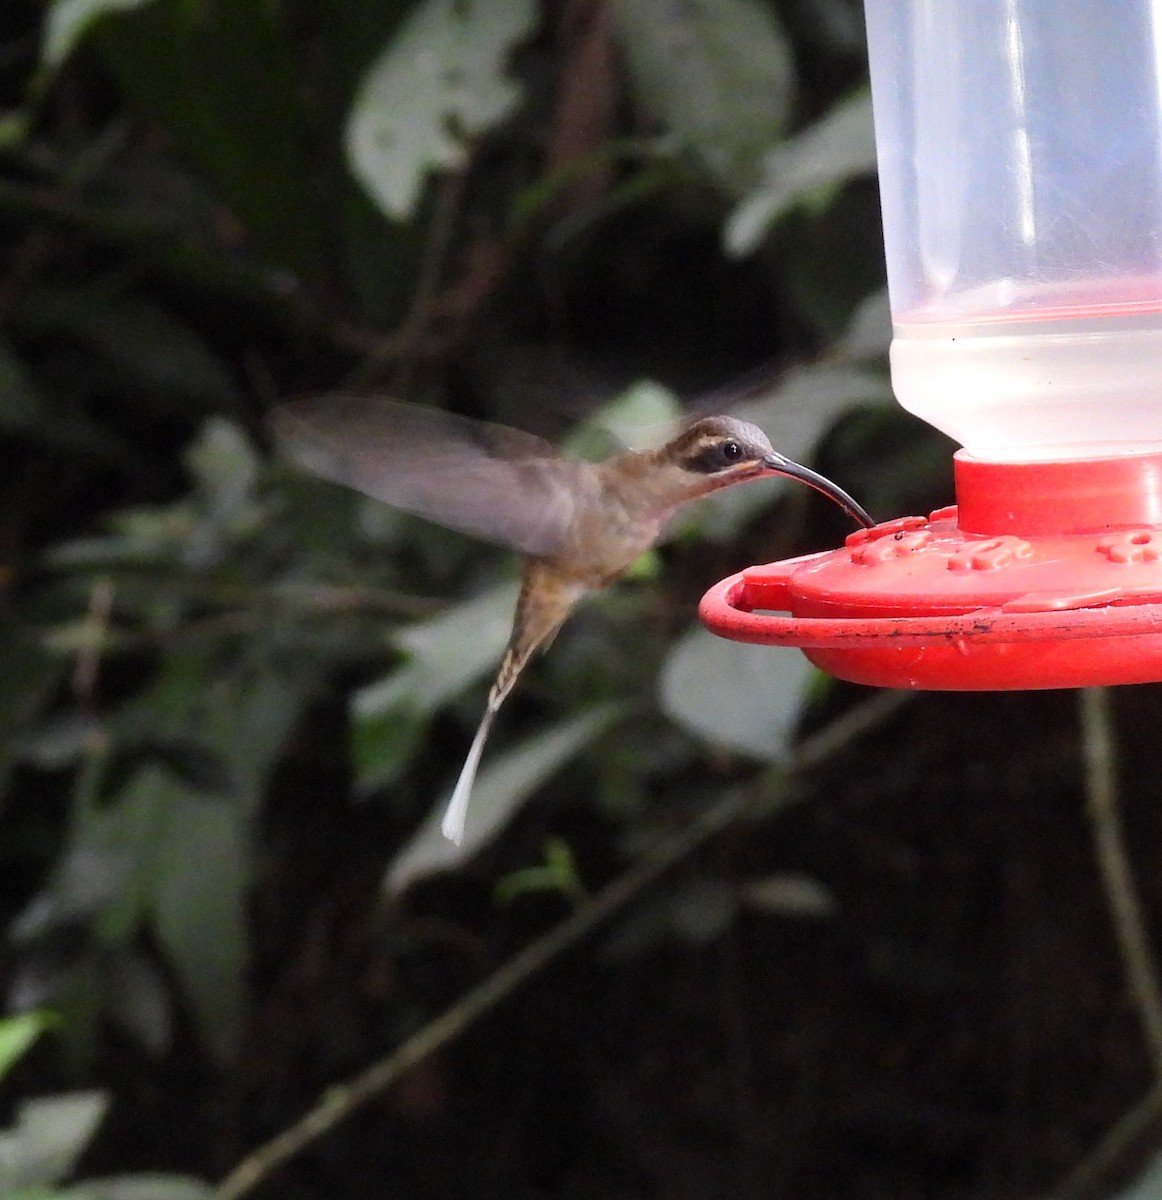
xmin=721 ymin=440 xmax=744 ymax=462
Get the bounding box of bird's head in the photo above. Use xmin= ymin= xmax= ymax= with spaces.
xmin=660 ymin=416 xmax=874 ymax=528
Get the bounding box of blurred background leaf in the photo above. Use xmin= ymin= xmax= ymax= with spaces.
xmin=0 ymin=1091 xmax=108 ymax=1194
xmin=40 ymin=0 xmax=156 ymax=74
xmin=0 ymin=1012 xmax=58 ymax=1084
xmin=346 ymin=0 xmax=538 ymax=221
xmin=610 ymin=0 xmax=794 ymax=193
xmin=726 ymin=87 xmax=876 ymax=255
xmin=659 ymin=625 xmax=814 ymax=761
xmin=385 ymin=702 xmax=622 ymax=893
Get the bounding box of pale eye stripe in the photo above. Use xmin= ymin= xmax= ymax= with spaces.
xmin=680 ymin=434 xmax=725 ymax=456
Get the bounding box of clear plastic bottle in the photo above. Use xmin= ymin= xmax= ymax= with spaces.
xmin=864 ymin=1 xmax=1162 ymax=460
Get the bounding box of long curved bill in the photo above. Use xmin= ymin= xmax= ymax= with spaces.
xmin=764 ymin=453 xmax=875 ymax=529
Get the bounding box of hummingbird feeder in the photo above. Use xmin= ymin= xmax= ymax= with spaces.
xmin=700 ymin=0 xmax=1162 ymax=690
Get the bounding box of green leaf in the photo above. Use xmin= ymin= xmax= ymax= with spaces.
xmin=385 ymin=704 xmax=622 ymax=893
xmin=47 ymin=507 xmax=196 ymax=567
xmin=1114 ymin=1141 xmax=1162 ymax=1199
xmin=834 ymin=288 xmax=892 ymax=362
xmin=148 ymin=784 xmax=248 ymax=1064
xmin=56 ymin=1177 xmax=213 ymax=1200
xmin=21 ymin=289 xmax=239 ymax=409
xmin=621 ymin=547 xmax=662 ymax=582
xmin=564 ymin=380 xmax=684 ymax=460
xmin=346 ymin=0 xmax=538 ymax=220
xmin=0 ymin=1092 xmax=108 ymax=1192
xmin=0 ymin=111 xmax=29 ymax=147
xmin=102 ymin=949 xmax=172 ymax=1057
xmin=603 ymin=878 xmax=739 ymax=957
xmin=184 ymin=419 xmax=259 ymax=527
xmin=377 ymin=582 xmax=517 ymax=711
xmin=56 ymin=650 xmax=322 ymax=1059
xmin=92 ymin=0 xmax=327 ymax=277
xmin=601 ymin=380 xmax=684 ymax=445
xmin=0 ymin=1013 xmax=57 ymax=1085
xmin=68 ymin=765 xmax=169 ymax=946
xmin=740 ymin=873 xmax=838 ymax=918
xmin=611 ymin=0 xmax=795 ymax=193
xmin=352 ymin=583 xmax=518 ymax=792
xmin=1117 ymin=1147 xmax=1162 ymax=1199
xmin=0 ymin=629 xmax=64 ymax=805
xmin=350 ymin=703 xmax=426 ymax=794
xmin=352 ymin=582 xmax=517 ymax=790
xmin=40 ymin=0 xmax=157 ymax=72
xmin=216 ymin=662 xmax=325 ymax=813
xmin=47 ymin=420 xmax=261 ymax=570
xmin=726 ymin=89 xmax=876 ymax=256
xmin=0 ymin=338 xmax=47 ymax=430
xmin=495 ymin=837 xmax=586 ymax=905
xmin=0 ymin=335 xmax=138 ymax=462
xmin=659 ymin=626 xmax=813 ymax=762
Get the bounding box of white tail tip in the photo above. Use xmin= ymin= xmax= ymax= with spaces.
xmin=440 ymin=712 xmax=494 ymax=844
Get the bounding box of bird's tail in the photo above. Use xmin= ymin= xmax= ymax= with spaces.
xmin=439 ymin=640 xmax=531 ymax=844
xmin=440 ymin=705 xmax=498 ymax=844
xmin=440 ymin=570 xmax=574 ymax=845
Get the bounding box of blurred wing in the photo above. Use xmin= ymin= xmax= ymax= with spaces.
xmin=272 ymin=396 xmax=582 ymax=557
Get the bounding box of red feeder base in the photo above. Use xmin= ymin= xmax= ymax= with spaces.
xmin=699 ymin=451 xmax=1162 ymax=690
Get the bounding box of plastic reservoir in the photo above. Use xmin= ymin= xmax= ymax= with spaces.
xmin=864 ymin=1 xmax=1162 ymax=460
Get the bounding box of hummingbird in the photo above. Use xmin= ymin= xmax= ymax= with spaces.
xmin=273 ymin=396 xmax=874 ymax=843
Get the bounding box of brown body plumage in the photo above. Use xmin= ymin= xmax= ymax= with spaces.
xmin=273 ymin=397 xmax=873 ymax=842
